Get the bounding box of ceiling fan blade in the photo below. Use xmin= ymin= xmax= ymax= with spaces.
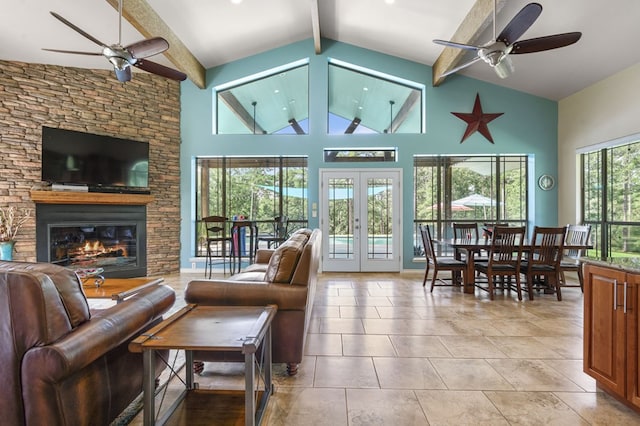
xmin=126 ymin=37 xmax=169 ymax=59
xmin=42 ymin=48 xmax=102 ymax=56
xmin=433 ymin=39 xmax=481 ymax=51
xmin=49 ymin=12 xmax=108 ymax=48
xmin=439 ymin=56 xmax=483 ymax=78
xmin=134 ymin=59 xmax=187 ymax=81
xmin=511 ymin=32 xmax=582 ymax=54
xmin=496 ymin=3 xmax=542 ymax=45
xmin=115 ymin=66 xmax=132 ymax=83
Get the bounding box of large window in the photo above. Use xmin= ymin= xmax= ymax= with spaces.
xmin=414 ymin=155 xmax=528 ymax=256
xmin=195 ymin=156 xmax=308 ymax=256
xmin=215 ymin=62 xmax=309 ymax=135
xmin=328 ymin=60 xmax=424 ymax=134
xmin=582 ymin=140 xmax=640 ymax=258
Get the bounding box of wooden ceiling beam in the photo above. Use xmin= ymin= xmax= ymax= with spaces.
xmin=344 ymin=117 xmax=361 ymax=134
xmin=311 ymin=0 xmax=322 ymax=54
xmin=386 ymin=91 xmax=420 ymax=134
xmin=105 ymin=0 xmax=206 ymax=89
xmin=432 ymin=0 xmax=506 ymax=87
xmin=219 ymin=92 xmax=265 ymax=134
xmin=288 ymin=118 xmax=306 ymax=135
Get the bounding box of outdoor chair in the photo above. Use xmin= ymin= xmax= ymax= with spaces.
xmin=203 ymin=215 xmax=233 ymax=277
xmin=257 ymin=216 xmax=289 ymax=250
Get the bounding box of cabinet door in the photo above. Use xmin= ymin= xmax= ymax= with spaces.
xmin=583 ymin=264 xmax=627 ymax=397
xmin=626 ymin=272 xmax=640 ymax=408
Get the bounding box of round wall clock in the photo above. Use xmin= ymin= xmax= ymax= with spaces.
xmin=538 ymin=174 xmax=555 ymax=191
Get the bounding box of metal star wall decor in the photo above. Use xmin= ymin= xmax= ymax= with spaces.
xmin=451 ymin=93 xmax=503 ymax=144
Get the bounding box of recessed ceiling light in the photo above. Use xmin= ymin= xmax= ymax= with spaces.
xmin=385 ymin=0 xmax=395 ymax=4
xmin=231 ymin=0 xmax=243 ymax=4
xmin=274 ymin=89 xmax=280 ymax=94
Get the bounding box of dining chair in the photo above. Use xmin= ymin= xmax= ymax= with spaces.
xmin=559 ymin=224 xmax=591 ymax=292
xmin=474 ymin=226 xmax=526 ymax=300
xmin=452 ymin=222 xmax=479 ymax=240
xmin=453 ymin=222 xmax=483 ymax=279
xmin=202 ymin=215 xmax=233 ymax=277
xmin=419 ymin=224 xmax=466 ymax=292
xmin=482 ymin=222 xmax=509 ymax=238
xmin=520 ymin=226 xmax=567 ymax=301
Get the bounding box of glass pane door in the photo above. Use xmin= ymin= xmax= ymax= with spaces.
xmin=321 ymin=169 xmax=401 ymax=272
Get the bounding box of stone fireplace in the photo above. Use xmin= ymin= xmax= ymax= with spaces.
xmin=36 ymin=203 xmax=147 ymax=278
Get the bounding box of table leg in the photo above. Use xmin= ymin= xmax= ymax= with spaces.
xmin=143 ymin=349 xmax=156 ymax=426
xmin=186 ymin=350 xmax=194 ymax=389
xmin=245 ymin=352 xmax=256 ymax=426
xmin=464 ymin=248 xmax=475 ymax=294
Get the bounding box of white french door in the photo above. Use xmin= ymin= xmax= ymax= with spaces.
xmin=320 ymin=169 xmax=401 ymax=272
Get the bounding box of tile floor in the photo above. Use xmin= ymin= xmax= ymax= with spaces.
xmin=127 ymin=271 xmax=640 ymax=425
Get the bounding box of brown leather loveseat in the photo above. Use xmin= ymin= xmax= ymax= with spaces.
xmin=184 ymin=228 xmax=321 ymax=375
xmin=0 ymin=261 xmax=176 ymax=426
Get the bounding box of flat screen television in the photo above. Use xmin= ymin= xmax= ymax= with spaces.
xmin=41 ymin=126 xmax=149 ymax=192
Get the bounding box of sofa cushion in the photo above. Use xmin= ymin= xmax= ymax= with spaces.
xmin=227 ymin=271 xmax=266 ymax=282
xmin=264 ymin=238 xmax=305 ymax=283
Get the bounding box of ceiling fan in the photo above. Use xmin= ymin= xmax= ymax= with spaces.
xmin=43 ymin=0 xmax=187 ymax=83
xmin=433 ymin=1 xmax=581 ymax=79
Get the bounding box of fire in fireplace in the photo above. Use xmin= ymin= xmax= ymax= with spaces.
xmin=49 ymin=224 xmax=137 ymax=270
xmin=36 ymin=204 xmax=147 ymax=278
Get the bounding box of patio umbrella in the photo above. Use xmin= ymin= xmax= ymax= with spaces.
xmin=453 ymin=193 xmax=497 ymax=207
xmin=429 ymin=202 xmax=472 ymax=211
xmin=452 ymin=193 xmax=498 ymax=219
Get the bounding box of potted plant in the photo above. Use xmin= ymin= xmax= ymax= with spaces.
xmin=0 ymin=206 xmax=33 ymax=261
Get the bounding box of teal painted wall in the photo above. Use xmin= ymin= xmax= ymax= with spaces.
xmin=180 ymin=38 xmax=558 ymax=270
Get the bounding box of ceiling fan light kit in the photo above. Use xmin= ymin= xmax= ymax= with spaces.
xmin=44 ymin=0 xmax=186 ymax=83
xmin=434 ymin=2 xmax=581 ymax=79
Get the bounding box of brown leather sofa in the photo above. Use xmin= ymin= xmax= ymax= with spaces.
xmin=184 ymin=228 xmax=321 ymax=375
xmin=0 ymin=261 xmax=176 ymax=426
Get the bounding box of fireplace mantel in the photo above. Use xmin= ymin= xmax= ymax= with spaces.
xmin=30 ymin=190 xmax=154 ymax=205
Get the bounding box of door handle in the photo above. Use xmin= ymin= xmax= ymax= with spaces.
xmin=613 ymin=279 xmax=618 ymax=311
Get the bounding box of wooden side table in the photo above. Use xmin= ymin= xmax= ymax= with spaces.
xmin=129 ymin=304 xmax=277 ymax=426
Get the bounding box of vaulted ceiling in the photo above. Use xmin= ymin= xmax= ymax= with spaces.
xmin=2 ymin=0 xmax=639 ymax=101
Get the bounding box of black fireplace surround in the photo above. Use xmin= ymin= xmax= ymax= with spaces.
xmin=36 ymin=204 xmax=147 ymax=278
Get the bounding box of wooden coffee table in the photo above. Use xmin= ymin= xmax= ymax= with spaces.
xmin=129 ymin=304 xmax=277 ymax=426
xmin=82 ymin=277 xmax=164 ymax=303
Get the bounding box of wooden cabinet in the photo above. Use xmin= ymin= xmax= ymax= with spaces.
xmin=584 ymin=263 xmax=640 ymax=410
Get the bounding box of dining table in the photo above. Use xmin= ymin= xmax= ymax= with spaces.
xmin=435 ymin=237 xmax=593 ymax=295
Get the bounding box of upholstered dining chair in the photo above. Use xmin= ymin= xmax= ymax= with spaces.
xmin=419 ymin=224 xmax=466 ymax=292
xmin=520 ymin=226 xmax=567 ymax=301
xmin=559 ymin=224 xmax=591 ymax=292
xmin=202 ymin=215 xmax=233 ymax=277
xmin=474 ymin=226 xmax=526 ymax=300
